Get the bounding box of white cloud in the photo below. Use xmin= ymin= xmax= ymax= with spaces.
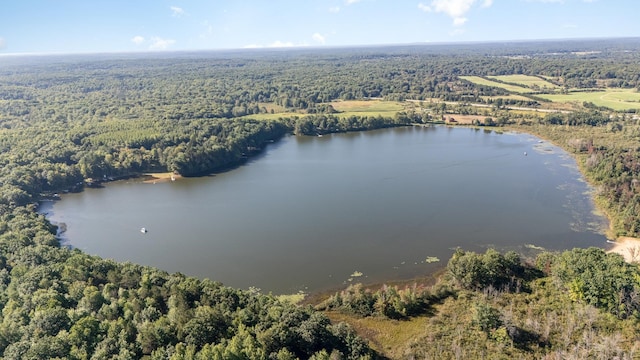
xmin=149 ymin=37 xmax=176 ymax=50
xmin=418 ymin=0 xmax=493 ymax=26
xmin=418 ymin=0 xmax=474 ymax=18
xmin=244 ymin=44 xmax=263 ymax=49
xmin=345 ymin=0 xmax=361 ymax=4
xmin=418 ymin=3 xmax=431 ymax=11
xmin=329 ymin=6 xmax=341 ymax=12
xmin=453 ymin=17 xmax=468 ymax=26
xmin=170 ymin=6 xmax=185 ymax=17
xmin=269 ymin=40 xmax=295 ymax=48
xmin=312 ymin=33 xmax=326 ymax=44
xmin=131 ymin=35 xmax=145 ymax=45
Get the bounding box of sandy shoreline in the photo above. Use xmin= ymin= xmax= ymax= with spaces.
xmin=606 ymin=237 xmax=640 ymax=263
xmin=141 ymin=172 xmax=182 ymax=184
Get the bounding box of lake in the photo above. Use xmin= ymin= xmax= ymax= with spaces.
xmin=40 ymin=126 xmax=609 ymax=294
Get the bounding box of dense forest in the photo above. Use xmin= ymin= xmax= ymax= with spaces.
xmin=1 ymin=38 xmax=640 ymax=358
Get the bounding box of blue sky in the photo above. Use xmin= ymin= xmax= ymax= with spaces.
xmin=0 ymin=0 xmax=638 ymax=54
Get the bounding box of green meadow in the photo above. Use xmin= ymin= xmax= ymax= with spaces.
xmin=462 ymin=75 xmax=640 ymax=111
xmin=329 ymin=100 xmax=405 ymax=117
xmin=539 ymin=89 xmax=640 ymax=111
xmin=487 ymin=74 xmax=559 ymax=89
xmin=242 ymin=100 xmax=407 ymax=120
xmin=459 ymin=76 xmax=532 ymax=93
xmin=480 ymin=94 xmax=535 ymax=102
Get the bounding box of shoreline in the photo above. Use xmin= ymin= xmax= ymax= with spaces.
xmin=141 ymin=172 xmax=182 ymax=184
xmin=505 ymin=124 xmax=616 ymax=236
xmin=606 ymin=237 xmax=640 ymax=263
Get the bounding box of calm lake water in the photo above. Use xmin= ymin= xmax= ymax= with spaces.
xmin=41 ymin=126 xmax=609 ymax=294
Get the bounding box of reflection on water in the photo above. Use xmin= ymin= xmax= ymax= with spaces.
xmin=42 ymin=126 xmax=608 ymax=294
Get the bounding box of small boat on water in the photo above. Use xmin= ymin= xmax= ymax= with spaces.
xmin=140 ymin=227 xmax=148 ymax=233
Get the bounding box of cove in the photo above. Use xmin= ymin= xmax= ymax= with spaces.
xmin=40 ymin=126 xmax=609 ymax=294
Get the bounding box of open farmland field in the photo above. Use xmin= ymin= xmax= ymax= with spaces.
xmin=459 ymin=76 xmax=532 ymax=93
xmin=329 ymin=100 xmax=405 ymax=117
xmin=480 ymin=94 xmax=536 ymax=102
xmin=487 ymin=74 xmax=559 ymax=89
xmin=241 ymin=100 xmax=406 ymax=120
xmin=538 ymin=89 xmax=640 ymax=111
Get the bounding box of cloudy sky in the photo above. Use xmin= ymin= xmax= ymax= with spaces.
xmin=0 ymin=0 xmax=637 ymax=54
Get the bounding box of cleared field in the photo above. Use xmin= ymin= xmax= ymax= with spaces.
xmin=459 ymin=76 xmax=532 ymax=93
xmin=480 ymin=94 xmax=535 ymax=102
xmin=538 ymin=89 xmax=640 ymax=111
xmin=487 ymin=75 xmax=559 ymax=89
xmin=327 ymin=311 xmax=426 ymax=359
xmin=507 ymin=109 xmax=547 ymax=118
xmin=241 ymin=100 xmax=406 ymax=120
xmin=331 ymin=100 xmax=404 ymax=113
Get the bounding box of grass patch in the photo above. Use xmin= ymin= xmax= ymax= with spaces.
xmin=508 ymin=109 xmax=547 ymax=118
xmin=241 ymin=100 xmax=406 ymax=121
xmin=460 ymin=76 xmax=532 ymax=94
xmin=480 ymin=94 xmax=536 ymax=102
xmin=276 ymin=292 xmax=307 ymax=305
xmin=329 ymin=100 xmax=406 ymax=118
xmin=330 ymin=100 xmax=405 ymax=113
xmin=538 ymin=89 xmax=640 ymax=111
xmin=326 ymin=311 xmax=426 ymax=358
xmin=487 ymin=75 xmax=559 ymax=90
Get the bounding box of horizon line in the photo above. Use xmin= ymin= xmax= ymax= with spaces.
xmin=1 ymin=36 xmax=639 ymax=58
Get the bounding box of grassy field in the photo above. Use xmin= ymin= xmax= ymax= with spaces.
xmin=241 ymin=91 xmax=638 ymax=124
xmin=241 ymin=100 xmax=407 ymax=120
xmin=459 ymin=76 xmax=532 ymax=93
xmin=480 ymin=94 xmax=536 ymax=102
xmin=329 ymin=100 xmax=405 ymax=117
xmin=487 ymin=74 xmax=559 ymax=89
xmin=507 ymin=109 xmax=548 ymax=118
xmin=538 ymin=89 xmax=640 ymax=111
xmin=326 ymin=311 xmax=426 ymax=358
xmin=463 ymin=75 xmax=640 ymax=111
